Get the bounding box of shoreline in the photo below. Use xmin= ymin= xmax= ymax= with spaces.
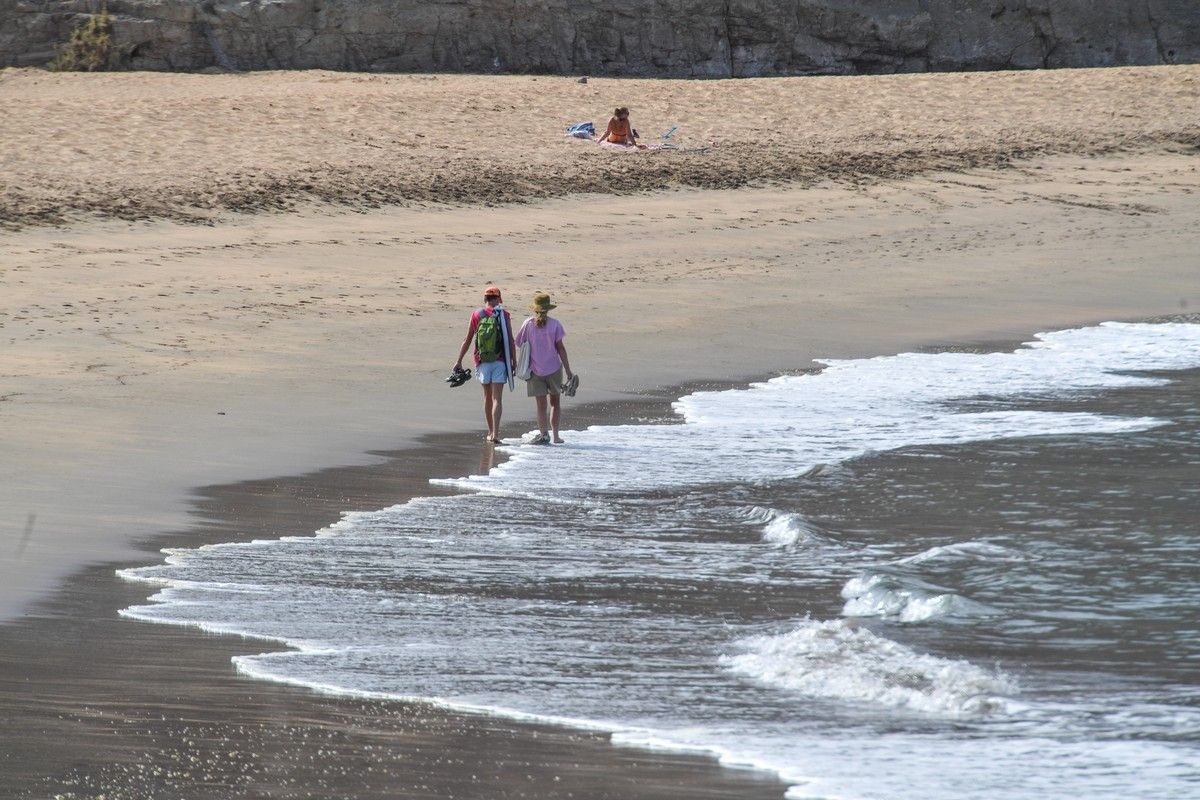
xmin=6 ymin=313 xmax=1198 ymax=798
xmin=1 ymin=389 xmax=797 ymax=800
xmin=3 ymin=149 xmax=1199 ymax=621
xmin=1 ymin=137 xmax=1198 ymax=795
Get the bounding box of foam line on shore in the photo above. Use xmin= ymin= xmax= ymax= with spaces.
xmin=114 ymin=321 xmax=1200 ymax=800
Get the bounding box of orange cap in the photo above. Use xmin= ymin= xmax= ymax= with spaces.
xmin=483 ymin=285 xmax=502 ymax=301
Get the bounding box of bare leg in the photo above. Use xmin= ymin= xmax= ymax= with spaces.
xmin=482 ymin=384 xmax=495 ymax=441
xmin=549 ymin=394 xmax=563 ymax=443
xmin=489 ymin=383 xmax=503 ymax=440
xmin=535 ymin=395 xmax=549 ymax=435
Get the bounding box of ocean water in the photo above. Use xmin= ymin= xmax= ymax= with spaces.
xmin=119 ymin=322 xmax=1200 ymax=799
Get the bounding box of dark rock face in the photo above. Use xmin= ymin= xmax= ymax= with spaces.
xmin=2 ymin=0 xmax=1198 ymax=74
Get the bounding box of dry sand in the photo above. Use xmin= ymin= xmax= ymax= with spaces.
xmin=1 ymin=65 xmax=1198 ymax=226
xmin=1 ymin=66 xmax=1198 ymax=798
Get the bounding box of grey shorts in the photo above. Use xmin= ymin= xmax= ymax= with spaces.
xmin=526 ymin=367 xmax=564 ymax=397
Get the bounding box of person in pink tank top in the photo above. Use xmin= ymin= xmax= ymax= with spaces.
xmin=515 ymin=292 xmax=575 ymax=444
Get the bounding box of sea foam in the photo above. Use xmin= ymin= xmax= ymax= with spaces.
xmin=116 ymin=322 xmax=1200 ymax=800
xmin=436 ymin=322 xmax=1197 ymax=496
xmin=840 ymin=572 xmax=996 ymax=623
xmin=723 ymin=618 xmax=1014 ymax=716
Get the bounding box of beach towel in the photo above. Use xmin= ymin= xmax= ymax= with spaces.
xmin=515 ymin=341 xmax=532 ymax=381
xmin=497 ymin=305 xmax=516 ymax=392
xmin=596 ymin=141 xmax=667 ymax=152
xmin=566 ymin=121 xmax=595 ymax=139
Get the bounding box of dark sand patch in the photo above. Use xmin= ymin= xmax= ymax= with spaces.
xmin=0 ymin=392 xmax=789 ymax=800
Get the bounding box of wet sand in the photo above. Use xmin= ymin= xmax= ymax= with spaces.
xmin=0 ymin=402 xmax=792 ymax=799
xmin=7 ymin=325 xmax=1200 ymax=798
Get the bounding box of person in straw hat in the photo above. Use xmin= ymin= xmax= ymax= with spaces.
xmin=515 ymin=292 xmax=575 ymax=444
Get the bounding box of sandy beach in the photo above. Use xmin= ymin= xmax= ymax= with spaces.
xmin=1 ymin=65 xmax=1199 ymax=797
xmin=1 ymin=65 xmax=1198 ymax=226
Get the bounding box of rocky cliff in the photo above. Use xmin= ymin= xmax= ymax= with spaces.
xmin=2 ymin=0 xmax=1198 ymax=75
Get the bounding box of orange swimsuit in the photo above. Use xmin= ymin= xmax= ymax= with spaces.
xmin=605 ymin=118 xmax=632 ymax=144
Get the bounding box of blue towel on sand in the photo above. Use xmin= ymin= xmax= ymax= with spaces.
xmin=566 ymin=121 xmax=595 ymax=139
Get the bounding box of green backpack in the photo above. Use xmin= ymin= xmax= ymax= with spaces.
xmin=475 ymin=309 xmax=503 ymax=363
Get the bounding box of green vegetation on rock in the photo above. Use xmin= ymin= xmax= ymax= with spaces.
xmin=51 ymin=8 xmax=121 ymax=72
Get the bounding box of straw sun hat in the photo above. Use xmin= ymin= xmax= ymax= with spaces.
xmin=529 ymin=292 xmax=557 ymax=312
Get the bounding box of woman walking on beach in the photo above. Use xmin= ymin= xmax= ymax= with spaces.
xmin=515 ymin=292 xmax=574 ymax=445
xmin=454 ymin=285 xmax=515 ymax=444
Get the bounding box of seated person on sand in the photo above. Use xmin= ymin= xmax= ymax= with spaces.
xmin=597 ymin=107 xmax=643 ymax=148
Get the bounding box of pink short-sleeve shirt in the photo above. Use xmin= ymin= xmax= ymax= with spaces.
xmin=515 ymin=317 xmax=565 ymax=376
